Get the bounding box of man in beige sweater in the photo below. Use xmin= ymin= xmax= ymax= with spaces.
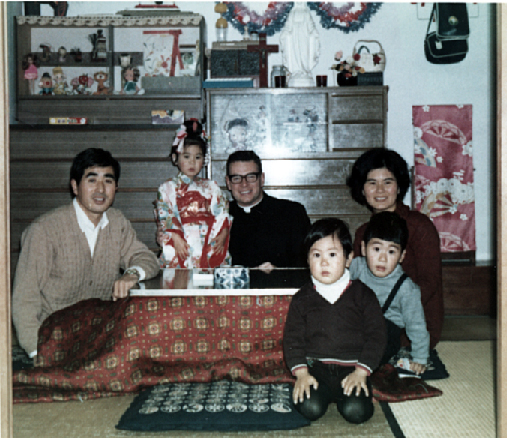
xmin=12 ymin=148 xmax=160 ymax=358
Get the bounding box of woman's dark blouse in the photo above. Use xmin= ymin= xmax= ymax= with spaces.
xmin=354 ymin=203 xmax=444 ymax=349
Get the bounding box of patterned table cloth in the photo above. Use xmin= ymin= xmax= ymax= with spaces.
xmin=13 ymin=295 xmax=293 ymax=403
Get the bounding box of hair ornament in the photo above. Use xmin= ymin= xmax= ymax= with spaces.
xmin=172 ymin=124 xmax=188 ymax=155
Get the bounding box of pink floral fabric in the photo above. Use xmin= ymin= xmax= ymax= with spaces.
xmin=412 ymin=105 xmax=475 ymax=253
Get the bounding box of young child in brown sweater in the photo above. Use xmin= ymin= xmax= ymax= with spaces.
xmin=283 ymin=218 xmax=386 ymax=424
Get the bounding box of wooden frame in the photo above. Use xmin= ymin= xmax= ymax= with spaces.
xmin=0 ymin=6 xmax=505 ymax=438
xmin=497 ymin=6 xmax=507 ymax=437
xmin=0 ymin=5 xmax=12 ymax=437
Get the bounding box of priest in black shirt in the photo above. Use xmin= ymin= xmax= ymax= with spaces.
xmin=226 ymin=151 xmax=311 ymax=270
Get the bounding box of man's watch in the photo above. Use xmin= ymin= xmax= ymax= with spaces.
xmin=125 ymin=267 xmax=141 ymax=280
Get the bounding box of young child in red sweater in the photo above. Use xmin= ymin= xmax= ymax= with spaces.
xmin=283 ymin=218 xmax=386 ymax=424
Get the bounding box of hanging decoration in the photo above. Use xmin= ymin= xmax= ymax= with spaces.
xmin=221 ymin=2 xmax=294 ymax=36
xmin=412 ymin=104 xmax=475 ymax=254
xmin=307 ymin=2 xmax=382 ymax=33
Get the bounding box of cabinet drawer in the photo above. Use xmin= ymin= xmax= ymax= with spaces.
xmin=331 ymin=123 xmax=384 ymax=150
xmin=329 ymin=95 xmax=384 ymax=121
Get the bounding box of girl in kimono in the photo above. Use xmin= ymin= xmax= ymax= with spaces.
xmin=155 ymin=119 xmax=232 ymax=268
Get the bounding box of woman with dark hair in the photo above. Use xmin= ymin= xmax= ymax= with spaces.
xmin=346 ymin=148 xmax=443 ymax=349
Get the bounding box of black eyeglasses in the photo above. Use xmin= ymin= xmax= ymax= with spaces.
xmin=228 ymin=172 xmax=261 ymax=184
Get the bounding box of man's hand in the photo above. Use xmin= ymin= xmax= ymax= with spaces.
xmin=293 ymin=368 xmax=318 ymax=404
xmin=112 ymin=272 xmax=139 ymax=301
xmin=211 ymin=228 xmax=228 ymax=254
xmin=341 ymin=368 xmax=368 ymax=397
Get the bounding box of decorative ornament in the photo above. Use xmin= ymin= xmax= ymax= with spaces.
xmin=221 ymin=2 xmax=294 ymax=37
xmin=172 ymin=124 xmax=188 ymax=155
xmin=307 ymin=2 xmax=382 ymax=33
xmin=215 ymin=2 xmax=229 ymax=41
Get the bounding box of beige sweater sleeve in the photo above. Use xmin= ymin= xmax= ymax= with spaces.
xmin=114 ymin=209 xmax=159 ymax=279
xmin=12 ymin=221 xmax=51 ymax=355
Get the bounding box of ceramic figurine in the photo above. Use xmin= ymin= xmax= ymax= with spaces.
xmin=121 ymin=66 xmax=140 ymax=95
xmin=71 ymin=48 xmax=82 ymax=62
xmin=22 ymin=53 xmax=39 ymax=95
xmin=90 ymin=29 xmax=107 ymax=61
xmin=58 ymin=46 xmax=67 ymax=63
xmin=52 ymin=66 xmax=68 ymax=95
xmin=52 ymin=67 xmax=64 ymax=94
xmin=39 ymin=72 xmax=53 ymax=95
xmin=279 ymin=3 xmax=320 ymax=87
xmin=39 ymin=44 xmax=51 ymax=62
xmin=79 ymin=74 xmax=94 ymax=94
xmin=71 ymin=74 xmax=93 ymax=95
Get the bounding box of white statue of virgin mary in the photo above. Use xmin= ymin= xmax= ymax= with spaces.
xmin=279 ymin=3 xmax=320 ymax=87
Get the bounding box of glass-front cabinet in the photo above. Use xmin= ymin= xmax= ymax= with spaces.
xmin=15 ymin=15 xmax=206 ymax=124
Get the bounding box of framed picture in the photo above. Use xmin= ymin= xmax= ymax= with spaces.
xmin=208 ymin=90 xmax=328 ymax=155
xmin=151 ymin=109 xmax=185 ymax=125
xmin=179 ymin=46 xmax=198 ymax=76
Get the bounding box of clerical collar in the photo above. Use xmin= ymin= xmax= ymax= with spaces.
xmin=239 ymin=197 xmax=263 ymax=214
xmin=311 ymin=270 xmax=351 ymax=304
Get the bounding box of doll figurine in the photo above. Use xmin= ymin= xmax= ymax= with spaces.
xmin=22 ymin=53 xmax=39 ymax=95
xmin=39 ymin=72 xmax=53 ymax=95
xmin=52 ymin=67 xmax=68 ymax=95
xmin=121 ymin=66 xmax=140 ymax=95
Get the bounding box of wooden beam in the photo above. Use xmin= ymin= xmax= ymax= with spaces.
xmin=498 ymin=4 xmax=506 ymax=438
xmin=0 ymin=3 xmax=12 ymax=437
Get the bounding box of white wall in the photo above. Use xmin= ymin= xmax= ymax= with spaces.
xmin=21 ymin=1 xmax=496 ymax=262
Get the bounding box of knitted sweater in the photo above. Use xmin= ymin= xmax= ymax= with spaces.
xmin=12 ymin=203 xmax=160 ymax=354
xmin=283 ymin=280 xmax=387 ymax=375
xmin=349 ymin=258 xmax=430 ymax=365
xmin=354 ymin=203 xmax=444 ymax=349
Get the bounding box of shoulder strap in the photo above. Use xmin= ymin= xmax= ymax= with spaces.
xmin=382 ymin=273 xmax=408 ymax=314
xmin=426 ymin=3 xmax=436 ymax=36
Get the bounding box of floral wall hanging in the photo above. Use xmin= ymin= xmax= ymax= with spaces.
xmin=412 ymin=104 xmax=475 ymax=254
xmin=307 ymin=2 xmax=382 ymax=33
xmin=221 ymin=2 xmax=294 ymax=36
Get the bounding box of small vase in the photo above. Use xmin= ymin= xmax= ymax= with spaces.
xmin=337 ymin=73 xmax=358 ymax=87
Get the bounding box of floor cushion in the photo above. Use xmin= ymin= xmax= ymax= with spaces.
xmin=116 ymin=381 xmax=311 ymax=431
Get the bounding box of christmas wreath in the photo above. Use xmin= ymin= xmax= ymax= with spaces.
xmin=221 ymin=2 xmax=295 ymax=36
xmin=307 ymin=2 xmax=382 ymax=33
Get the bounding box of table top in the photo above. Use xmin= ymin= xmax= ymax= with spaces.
xmin=131 ymin=268 xmax=310 ymax=296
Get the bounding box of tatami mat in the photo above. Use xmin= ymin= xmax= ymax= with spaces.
xmin=13 ymin=393 xmax=395 ymax=438
xmin=389 ymin=340 xmax=495 ymax=438
xmin=13 ymin=318 xmax=496 ymax=438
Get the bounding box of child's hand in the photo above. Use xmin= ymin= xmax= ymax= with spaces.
xmin=211 ymin=228 xmax=228 ymax=253
xmin=293 ymin=369 xmax=318 ymax=404
xmin=341 ymin=368 xmax=368 ymax=397
xmin=409 ymin=361 xmax=427 ymax=375
xmin=172 ymin=233 xmax=190 ymax=260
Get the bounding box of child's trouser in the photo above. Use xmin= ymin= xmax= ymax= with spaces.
xmin=293 ymin=360 xmax=374 ymax=424
xmin=381 ymin=317 xmax=402 ymax=365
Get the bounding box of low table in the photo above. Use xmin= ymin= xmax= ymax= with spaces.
xmin=131 ymin=268 xmax=310 ymax=296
